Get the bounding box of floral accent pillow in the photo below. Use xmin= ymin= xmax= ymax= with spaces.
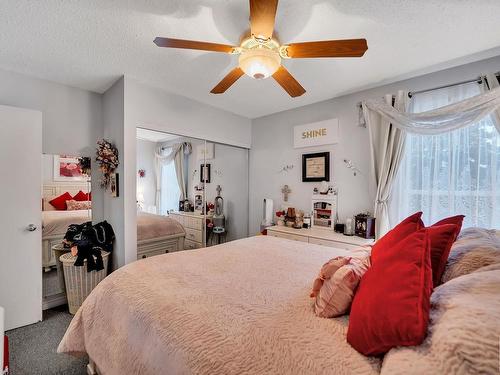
xmin=66 ymin=199 xmax=92 ymax=211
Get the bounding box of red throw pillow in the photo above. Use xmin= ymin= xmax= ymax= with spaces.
xmin=73 ymin=190 xmax=90 ymax=201
xmin=432 ymin=215 xmax=465 ymax=240
xmin=428 ymin=223 xmax=461 ymax=287
xmin=347 ymin=228 xmax=433 ymax=356
xmin=371 ymin=212 xmax=424 ymax=264
xmin=49 ymin=192 xmax=73 ymax=210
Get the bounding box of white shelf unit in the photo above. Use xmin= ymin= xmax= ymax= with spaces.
xmin=311 ymin=193 xmax=337 ymax=230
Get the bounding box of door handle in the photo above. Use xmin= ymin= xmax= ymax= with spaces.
xmin=26 ymin=224 xmax=37 ymax=232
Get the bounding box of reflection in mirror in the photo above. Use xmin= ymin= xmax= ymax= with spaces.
xmin=41 ymin=154 xmax=92 ymax=310
xmin=136 ymin=128 xmax=249 ymax=252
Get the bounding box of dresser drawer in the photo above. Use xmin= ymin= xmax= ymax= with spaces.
xmin=309 ymin=237 xmax=361 ymax=251
xmin=185 ymin=228 xmax=203 ymax=243
xmin=269 ymin=231 xmax=308 ymax=243
xmin=184 ymin=239 xmax=201 ymax=250
xmin=184 ymin=216 xmax=203 ymax=230
xmin=169 ymin=214 xmax=184 ymax=226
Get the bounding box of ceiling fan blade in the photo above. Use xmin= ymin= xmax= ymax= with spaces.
xmin=286 ymin=39 xmax=368 ymax=58
xmin=210 ymin=67 xmax=245 ymax=94
xmin=249 ymin=0 xmax=279 ymax=40
xmin=154 ymin=37 xmax=235 ymax=53
xmin=272 ymin=66 xmax=306 ymax=97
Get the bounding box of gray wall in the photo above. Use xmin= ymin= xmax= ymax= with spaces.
xmin=0 ymin=67 xmax=104 ymax=221
xmin=118 ymin=77 xmax=252 ymax=266
xmin=102 ymin=77 xmax=126 ymax=268
xmin=186 ymin=139 xmax=249 ymax=241
xmin=136 ymin=138 xmax=157 ymax=210
xmin=249 ymin=55 xmax=500 ymax=235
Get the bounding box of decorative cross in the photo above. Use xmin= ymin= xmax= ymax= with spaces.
xmin=281 ymin=185 xmax=291 ymax=202
xmin=216 ymin=184 xmax=222 ymax=196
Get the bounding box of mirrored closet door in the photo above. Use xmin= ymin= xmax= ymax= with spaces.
xmin=136 ymin=128 xmax=248 ymax=253
xmin=42 ymin=154 xmax=92 ymax=310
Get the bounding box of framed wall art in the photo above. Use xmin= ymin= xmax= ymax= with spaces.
xmin=302 ymin=152 xmax=330 ymax=182
xmin=53 ymin=155 xmax=87 ymax=181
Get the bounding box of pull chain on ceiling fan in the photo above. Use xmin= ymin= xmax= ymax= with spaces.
xmin=154 ymin=0 xmax=368 ymax=97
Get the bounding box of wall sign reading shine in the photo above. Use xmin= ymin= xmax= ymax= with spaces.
xmin=293 ymin=118 xmax=339 ymax=148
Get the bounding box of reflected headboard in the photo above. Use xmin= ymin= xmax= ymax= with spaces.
xmin=42 ymin=183 xmax=90 ymax=198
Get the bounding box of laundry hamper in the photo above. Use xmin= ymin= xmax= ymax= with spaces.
xmin=60 ymin=251 xmax=110 ymax=314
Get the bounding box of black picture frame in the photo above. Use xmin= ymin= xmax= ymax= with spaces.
xmin=200 ymin=163 xmax=211 ymax=183
xmin=302 ymin=152 xmax=330 ymax=182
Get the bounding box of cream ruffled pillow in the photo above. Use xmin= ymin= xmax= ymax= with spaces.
xmin=311 ymin=253 xmax=371 ymax=318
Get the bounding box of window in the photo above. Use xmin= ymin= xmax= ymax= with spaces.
xmin=393 ymin=83 xmax=500 ymax=229
xmin=159 ymin=160 xmax=181 ymax=215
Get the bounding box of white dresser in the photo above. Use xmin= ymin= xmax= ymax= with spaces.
xmin=266 ymin=225 xmax=373 ymax=251
xmin=169 ymin=212 xmax=212 ymax=249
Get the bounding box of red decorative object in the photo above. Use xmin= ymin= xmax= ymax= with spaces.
xmin=432 ymin=215 xmax=465 ymax=241
xmin=3 ymin=335 xmax=9 ymax=375
xmin=138 ymin=169 xmax=146 ymax=178
xmin=73 ymin=190 xmax=90 ymax=202
xmin=370 ymin=212 xmax=424 ymax=264
xmin=427 ymin=224 xmax=461 ymax=287
xmin=49 ymin=192 xmax=73 ymax=210
xmin=347 ymin=228 xmax=433 ymax=355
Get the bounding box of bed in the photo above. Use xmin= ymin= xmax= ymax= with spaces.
xmin=59 ymin=236 xmax=381 ymax=375
xmin=42 ymin=184 xmax=185 ymax=309
xmin=58 ymin=232 xmax=500 ymax=375
xmin=42 ymin=184 xmax=186 ymax=269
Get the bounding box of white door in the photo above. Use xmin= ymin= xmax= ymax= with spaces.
xmin=0 ymin=105 xmax=42 ymax=330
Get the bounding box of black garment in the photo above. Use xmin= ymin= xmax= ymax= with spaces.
xmin=63 ymin=220 xmax=115 ymax=272
xmin=63 ymin=222 xmax=92 ymax=245
xmin=73 ymin=240 xmax=104 ymax=272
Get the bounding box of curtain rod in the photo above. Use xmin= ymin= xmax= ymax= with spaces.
xmin=408 ymin=72 xmax=500 ymax=98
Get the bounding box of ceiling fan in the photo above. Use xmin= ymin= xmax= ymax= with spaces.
xmin=154 ymin=0 xmax=368 ymax=97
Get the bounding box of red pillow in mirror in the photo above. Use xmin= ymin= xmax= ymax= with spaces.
xmin=347 ymin=228 xmax=432 ymax=356
xmin=371 ymin=212 xmax=424 ymax=264
xmin=73 ymin=190 xmax=90 ymax=201
xmin=49 ymin=192 xmax=73 ymax=210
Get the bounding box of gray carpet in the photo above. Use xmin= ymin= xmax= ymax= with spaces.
xmin=6 ymin=306 xmax=87 ymax=375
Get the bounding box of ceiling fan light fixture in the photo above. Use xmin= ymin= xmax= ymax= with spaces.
xmin=238 ymin=47 xmax=281 ymax=79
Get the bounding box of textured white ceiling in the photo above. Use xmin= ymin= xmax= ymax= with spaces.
xmin=1 ymin=0 xmax=500 ymax=119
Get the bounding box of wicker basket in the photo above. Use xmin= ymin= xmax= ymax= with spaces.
xmin=60 ymin=251 xmax=110 ymax=314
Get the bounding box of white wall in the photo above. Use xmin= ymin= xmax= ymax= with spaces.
xmin=249 ymin=55 xmax=500 ymax=235
xmin=136 ymin=138 xmax=157 ymax=211
xmin=0 ymin=68 xmax=104 ymax=221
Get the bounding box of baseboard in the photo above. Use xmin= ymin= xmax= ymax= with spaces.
xmin=42 ymin=293 xmax=67 ymax=310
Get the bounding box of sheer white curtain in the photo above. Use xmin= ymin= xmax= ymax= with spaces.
xmin=392 ymin=82 xmax=500 ymax=229
xmin=365 ymin=91 xmax=409 ymax=238
xmin=155 ymin=142 xmax=191 ymax=215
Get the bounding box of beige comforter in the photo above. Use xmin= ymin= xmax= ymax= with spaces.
xmin=58 ymin=236 xmax=381 ymax=375
xmin=42 ymin=210 xmax=91 ymax=237
xmin=137 ymin=212 xmax=185 ymax=241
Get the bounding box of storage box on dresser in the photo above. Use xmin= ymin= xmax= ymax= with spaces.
xmin=267 ymin=226 xmax=373 ymax=251
xmin=169 ymin=212 xmax=212 ymax=250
